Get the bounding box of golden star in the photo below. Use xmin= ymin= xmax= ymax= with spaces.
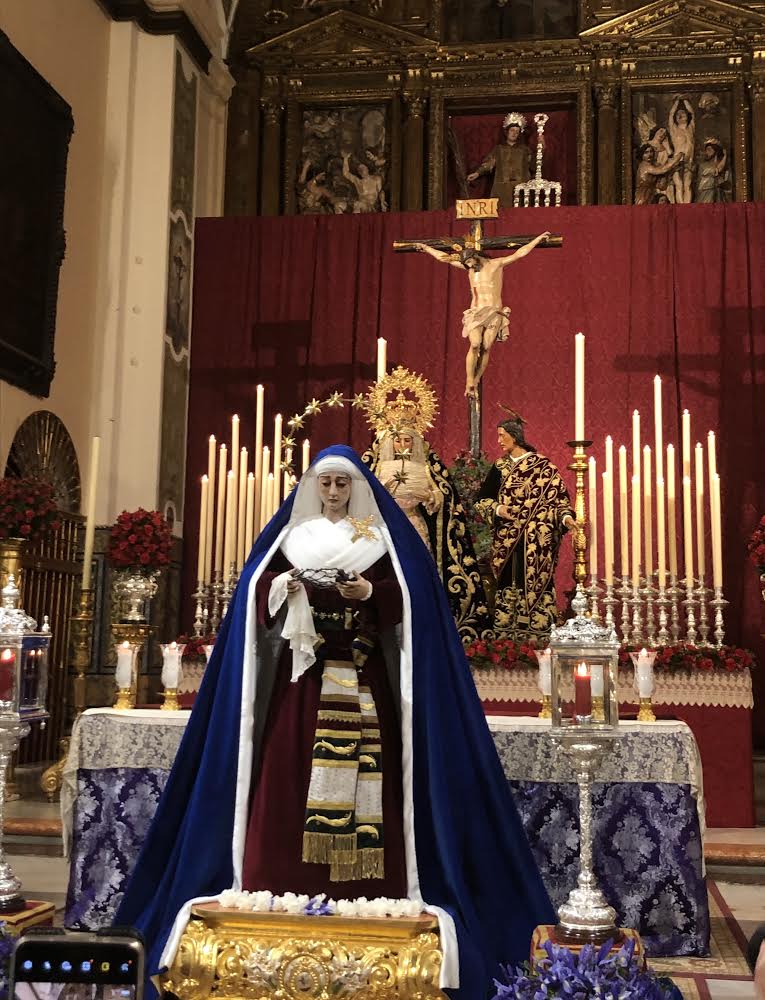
xmin=288 ymin=413 xmax=305 ymax=430
xmin=305 ymin=399 xmax=322 ymax=416
xmin=326 ymin=391 xmax=344 ymax=408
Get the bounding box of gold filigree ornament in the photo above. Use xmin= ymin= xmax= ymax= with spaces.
xmin=364 ymin=366 xmax=439 ymax=439
xmin=161 ymin=904 xmax=446 ymax=1000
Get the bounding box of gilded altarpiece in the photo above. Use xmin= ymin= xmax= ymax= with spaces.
xmin=226 ymin=0 xmax=765 ymax=213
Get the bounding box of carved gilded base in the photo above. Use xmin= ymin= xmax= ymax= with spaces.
xmin=161 ymin=904 xmax=446 ymax=1000
xmin=40 ymin=737 xmax=71 ymax=802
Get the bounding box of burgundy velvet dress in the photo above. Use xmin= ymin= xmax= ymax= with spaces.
xmin=241 ymin=551 xmax=407 ymax=898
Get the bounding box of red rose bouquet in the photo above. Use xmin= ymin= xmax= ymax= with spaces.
xmin=747 ymin=515 xmax=765 ymax=574
xmin=107 ymin=508 xmax=172 ymax=571
xmin=0 ymin=477 xmax=60 ymax=542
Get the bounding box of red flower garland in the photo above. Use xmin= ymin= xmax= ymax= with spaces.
xmin=0 ymin=477 xmax=60 ymax=543
xmin=466 ymin=636 xmax=754 ymax=674
xmin=107 ymin=508 xmax=172 ymax=570
xmin=747 ymin=514 xmax=765 ymax=573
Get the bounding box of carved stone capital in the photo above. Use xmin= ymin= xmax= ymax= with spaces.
xmin=403 ymin=93 xmax=427 ymax=119
xmin=594 ymin=82 xmax=619 ymax=111
xmin=261 ymin=99 xmax=284 ymax=126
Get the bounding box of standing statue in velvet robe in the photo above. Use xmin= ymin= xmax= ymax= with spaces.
xmin=477 ymin=413 xmax=576 ymax=642
xmin=117 ymin=446 xmax=555 ymax=999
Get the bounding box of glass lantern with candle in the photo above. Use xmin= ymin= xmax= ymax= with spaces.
xmin=549 ymin=588 xmax=620 ymax=730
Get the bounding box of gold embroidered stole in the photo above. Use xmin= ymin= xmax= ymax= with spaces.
xmin=302 ymin=659 xmax=384 ymax=882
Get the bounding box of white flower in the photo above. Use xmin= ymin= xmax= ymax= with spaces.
xmin=401 ymin=900 xmax=422 ymax=917
xmin=336 ymin=899 xmax=360 ymax=917
xmin=219 ymin=889 xmax=252 ymax=910
xmin=250 ymin=890 xmax=273 ymax=912
xmin=367 ymin=898 xmax=389 ymax=918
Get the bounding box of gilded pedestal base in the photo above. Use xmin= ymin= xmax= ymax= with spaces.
xmin=161 ymin=904 xmax=446 ymax=1000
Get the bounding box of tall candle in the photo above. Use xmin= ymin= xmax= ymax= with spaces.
xmin=643 ymin=446 xmax=653 ymax=577
xmin=302 ymin=438 xmax=310 ymax=474
xmin=245 ymin=473 xmax=255 ymax=552
xmin=631 ymin=474 xmax=641 ymax=588
xmin=230 ymin=415 xmax=240 ymax=562
xmin=377 ymin=337 xmax=387 ymax=382
xmin=574 ymin=662 xmax=592 ymax=719
xmin=574 ymin=332 xmax=585 ymax=440
xmin=682 ymin=409 xmax=691 ymax=479
xmin=272 ymin=414 xmax=283 ymax=515
xmin=711 ymin=473 xmax=723 ymax=589
xmin=667 ymin=444 xmax=678 ymax=577
xmin=224 ymin=470 xmax=235 ymax=573
xmin=605 ymin=435 xmax=613 ymax=482
xmin=81 ymin=436 xmax=101 ymax=591
xmin=656 ymin=476 xmax=666 ymax=590
xmin=619 ymin=445 xmax=629 ymax=579
xmin=259 ymin=447 xmax=271 ymax=531
xmin=707 ymin=431 xmax=717 ymax=504
xmin=603 ymin=471 xmax=614 ymax=587
xmin=632 ymin=410 xmax=641 ymax=483
xmin=197 ymin=475 xmax=209 ymax=584
xmin=588 ymin=457 xmax=598 ymax=577
xmin=682 ymin=475 xmax=694 ymax=589
xmin=237 ymin=447 xmax=248 ymax=570
xmin=205 ymin=435 xmax=216 ymax=585
xmin=653 ymin=375 xmax=664 ymax=485
xmin=695 ymin=443 xmax=706 ymax=578
xmin=254 ymin=385 xmax=264 ymax=533
xmin=283 ymin=447 xmax=293 ymax=497
xmin=115 ymin=641 xmax=134 ymax=690
xmin=214 ymin=444 xmax=227 ymax=574
xmin=266 ymin=473 xmax=275 ymax=521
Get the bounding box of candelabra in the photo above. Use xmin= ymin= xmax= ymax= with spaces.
xmin=655 ymin=586 xmax=670 ymax=646
xmin=513 ymin=113 xmax=562 ymax=207
xmin=587 ymin=576 xmax=602 ymax=624
xmin=112 ymin=622 xmax=155 ymax=709
xmin=695 ymin=577 xmax=711 ymax=645
xmin=630 ymin=580 xmax=644 ymax=645
xmin=667 ymin=574 xmax=681 ymax=643
xmin=192 ymin=580 xmax=207 ymax=638
xmin=554 ymin=730 xmax=619 ymax=943
xmin=683 ymin=580 xmax=698 ymax=645
xmin=641 ymin=577 xmax=656 ymax=646
xmin=210 ymin=569 xmax=223 ymax=633
xmin=618 ymin=576 xmax=631 ymax=644
xmin=710 ymin=587 xmax=728 ymax=648
xmin=602 ymin=581 xmax=617 ymax=633
xmin=221 ymin=563 xmax=237 ymax=622
xmin=567 ymin=441 xmax=592 ymax=590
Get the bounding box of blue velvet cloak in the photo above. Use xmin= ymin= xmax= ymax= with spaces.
xmin=116 ymin=446 xmax=555 ymax=997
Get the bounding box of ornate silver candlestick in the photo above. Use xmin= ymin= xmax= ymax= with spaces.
xmin=667 ymin=573 xmax=681 ymax=643
xmin=618 ymin=576 xmax=631 ymax=644
xmin=221 ymin=563 xmax=237 ymax=621
xmin=210 ymin=569 xmax=223 ymax=633
xmin=587 ymin=576 xmax=602 ymax=624
xmin=695 ymin=578 xmax=711 ymax=645
xmin=710 ymin=587 xmax=728 ymax=648
xmin=554 ymin=730 xmax=619 ymax=943
xmin=602 ymin=581 xmax=617 ymax=633
xmin=642 ymin=577 xmax=656 ymax=646
xmin=630 ymin=579 xmax=644 ymax=645
xmin=655 ymin=586 xmax=670 ymax=645
xmin=192 ymin=580 xmax=207 ymax=638
xmin=683 ymin=580 xmax=698 ymax=645
xmin=513 ymin=113 xmax=562 ymax=207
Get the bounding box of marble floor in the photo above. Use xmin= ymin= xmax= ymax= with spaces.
xmin=5 ymin=757 xmax=765 ymax=999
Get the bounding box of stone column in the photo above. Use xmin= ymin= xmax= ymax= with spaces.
xmin=260 ymin=99 xmax=284 ymax=216
xmin=402 ymin=93 xmax=426 ymax=211
xmin=594 ymin=82 xmax=619 ymax=205
xmin=750 ymin=78 xmax=765 ymax=202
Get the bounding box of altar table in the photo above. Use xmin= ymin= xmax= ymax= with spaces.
xmin=487 ymin=716 xmax=709 ymax=957
xmin=476 ymin=666 xmax=754 ymax=828
xmin=62 ymin=709 xmax=710 ymax=957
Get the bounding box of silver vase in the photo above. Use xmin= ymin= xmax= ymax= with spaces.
xmin=113 ymin=569 xmax=160 ymax=623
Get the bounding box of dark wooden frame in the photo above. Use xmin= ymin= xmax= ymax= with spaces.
xmin=0 ymin=28 xmax=73 ymax=398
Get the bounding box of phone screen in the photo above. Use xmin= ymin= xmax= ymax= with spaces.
xmin=12 ymin=936 xmax=144 ymax=1000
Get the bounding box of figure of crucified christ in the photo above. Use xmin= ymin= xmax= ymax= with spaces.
xmin=411 ymin=231 xmax=551 ymax=397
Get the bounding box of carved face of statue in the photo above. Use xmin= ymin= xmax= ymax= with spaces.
xmin=675 ymin=107 xmax=690 ymax=126
xmin=497 ymin=426 xmax=516 ymax=452
xmin=318 ymin=474 xmax=351 ymax=518
xmin=641 ymin=145 xmax=655 ymax=163
xmin=393 ymin=433 xmax=414 ymax=456
xmin=504 ymin=125 xmax=521 ymax=144
xmin=654 ymin=128 xmax=667 ymax=144
xmin=358 ymin=164 xmax=369 ymax=178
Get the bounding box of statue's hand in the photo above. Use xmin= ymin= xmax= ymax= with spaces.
xmin=466 ymin=172 xmax=479 ymax=183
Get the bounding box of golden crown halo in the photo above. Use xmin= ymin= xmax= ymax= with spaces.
xmin=364 ymin=366 xmax=439 ymax=438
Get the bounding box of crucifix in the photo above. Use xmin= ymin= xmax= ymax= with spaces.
xmin=393 ymin=198 xmax=562 ymax=455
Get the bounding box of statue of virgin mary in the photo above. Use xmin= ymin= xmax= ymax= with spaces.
xmin=117 ymin=446 xmax=554 ymax=998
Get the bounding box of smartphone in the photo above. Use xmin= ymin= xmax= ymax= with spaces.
xmin=10 ymin=929 xmax=145 ymax=1000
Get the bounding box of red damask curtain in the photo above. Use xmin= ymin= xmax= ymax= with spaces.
xmin=187 ymin=205 xmax=765 ymax=744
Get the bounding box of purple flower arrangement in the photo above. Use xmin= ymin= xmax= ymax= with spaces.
xmin=492 ymin=939 xmax=682 ymax=1000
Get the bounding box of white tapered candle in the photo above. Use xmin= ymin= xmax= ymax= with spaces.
xmin=272 ymin=414 xmax=283 ymax=514
xmin=254 ymin=385 xmax=264 ymax=534
xmin=574 ymin=333 xmax=585 ymax=440
xmin=245 ymin=473 xmax=255 ymax=554
xmin=711 ymin=473 xmax=723 ymax=589
xmin=632 ymin=410 xmax=641 ymax=483
xmin=667 ymin=444 xmax=678 ymax=577
xmin=588 ymin=457 xmax=597 ymax=577
xmin=619 ymin=445 xmax=629 ymax=579
xmin=682 ymin=474 xmax=694 ymax=589
xmin=643 ymin=446 xmax=653 ymax=577
xmin=377 ymin=338 xmax=387 ymax=382
xmin=214 ymin=444 xmax=227 ymax=574
xmin=682 ymin=409 xmax=691 ymax=479
xmin=259 ymin=446 xmax=271 ymax=531
xmin=695 ymin=443 xmax=706 ymax=578
xmin=237 ymin=447 xmax=248 ymax=570
xmin=631 ymin=473 xmax=641 ymax=589
xmin=302 ymin=438 xmax=310 ymax=474
xmin=654 ymin=375 xmax=664 ymax=486
xmin=602 ymin=471 xmax=614 ymax=587
xmin=205 ymin=435 xmax=216 ymax=584
xmin=197 ymin=475 xmax=208 ymax=583
xmin=656 ymin=476 xmax=666 ymax=590
xmin=81 ymin=436 xmax=101 ymax=591
xmin=224 ymin=470 xmax=235 ymax=574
